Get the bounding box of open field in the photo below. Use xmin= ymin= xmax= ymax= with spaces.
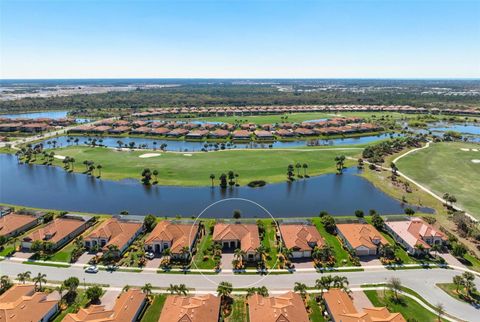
xmin=396 ymin=142 xmax=480 ymax=219
xmin=182 ymin=111 xmax=408 ymax=125
xmin=28 ymin=145 xmax=360 ymax=186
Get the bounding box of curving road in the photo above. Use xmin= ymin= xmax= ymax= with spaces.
xmin=1 ymin=260 xmax=479 ymax=321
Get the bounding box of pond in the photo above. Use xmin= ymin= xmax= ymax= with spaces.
xmin=0 ymin=154 xmax=433 ymax=218
xmin=39 ymin=133 xmax=400 ymax=151
xmin=409 ymin=122 xmax=480 ymax=143
xmin=0 ymin=110 xmax=90 ymax=123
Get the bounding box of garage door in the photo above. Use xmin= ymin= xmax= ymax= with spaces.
xmin=355 ymin=248 xmax=370 ymax=256
xmin=292 ymin=251 xmax=304 ymax=258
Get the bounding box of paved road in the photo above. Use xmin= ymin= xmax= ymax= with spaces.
xmin=1 ymin=260 xmax=479 ymax=321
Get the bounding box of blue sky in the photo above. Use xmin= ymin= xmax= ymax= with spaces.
xmin=1 ymin=0 xmax=479 ymax=79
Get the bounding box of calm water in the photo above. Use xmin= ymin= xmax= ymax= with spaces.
xmin=410 ymin=122 xmax=480 ymax=142
xmin=41 ymin=133 xmax=399 ymax=151
xmin=0 ymin=110 xmax=89 ymax=123
xmin=0 ymin=154 xmax=433 ymax=217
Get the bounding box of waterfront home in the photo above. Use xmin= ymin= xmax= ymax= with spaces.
xmin=275 ymin=129 xmax=295 ymax=138
xmin=254 ymin=130 xmax=274 ymax=140
xmin=232 ymin=130 xmax=252 ymax=140
xmin=384 ymin=217 xmax=447 ymax=255
xmin=279 ymin=223 xmax=324 ymax=258
xmin=150 ymin=127 xmax=170 ymax=136
xmin=294 ymin=128 xmax=315 ymax=136
xmin=0 ymin=284 xmax=59 ymax=322
xmin=0 ymin=122 xmax=22 ymax=132
xmin=130 ymin=126 xmax=152 ymax=134
xmin=209 ymin=129 xmax=230 ymax=139
xmin=336 ymin=223 xmax=388 ymax=256
xmin=91 ymin=125 xmax=111 ymax=133
xmin=0 ymin=212 xmax=40 ymax=238
xmin=158 ymin=294 xmax=220 ymax=322
xmin=323 ymin=288 xmax=406 ymax=322
xmin=84 ymin=218 xmax=143 ymax=254
xmin=108 ymin=126 xmax=131 ymax=134
xmin=166 ymin=128 xmax=189 ymax=137
xmin=248 ymin=291 xmax=309 ymax=322
xmin=21 ymin=214 xmax=93 ymax=251
xmin=68 ymin=124 xmax=93 ymax=133
xmin=212 ymin=223 xmax=260 ymax=261
xmin=63 ymin=288 xmax=147 ymax=322
xmin=0 ymin=206 xmax=12 ymax=217
xmin=20 ymin=123 xmax=51 ymax=133
xmin=186 ymin=129 xmax=209 ymax=139
xmin=144 ymin=221 xmax=200 ymax=258
xmin=183 ymin=122 xmax=201 ymax=130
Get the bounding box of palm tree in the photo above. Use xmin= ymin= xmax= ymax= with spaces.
xmin=294 ymin=282 xmax=307 ymax=300
xmin=141 ymin=283 xmax=153 ymax=297
xmin=17 ymin=271 xmax=31 ymax=284
xmin=33 ymin=273 xmax=47 ymax=291
xmin=334 ymin=155 xmax=346 ymax=174
xmin=209 ymin=174 xmax=215 ymax=187
xmin=302 ymin=163 xmax=308 ymax=177
xmin=0 ymin=275 xmax=12 ymax=292
xmin=96 ymin=164 xmax=102 ymax=177
xmin=431 ymin=244 xmax=441 ymax=259
xmin=453 ymin=275 xmax=464 ymax=292
xmin=122 ymin=285 xmax=131 ymax=292
xmin=295 ymin=162 xmax=301 ymax=176
xmin=435 ymin=303 xmax=445 ymax=321
xmin=177 ymin=284 xmax=188 ymax=295
xmin=315 ymin=276 xmax=333 ymax=295
xmin=180 ymin=246 xmax=190 ymax=266
xmin=217 ymin=281 xmax=233 ymax=306
xmin=332 ymin=276 xmax=349 ymax=291
xmin=462 ymin=272 xmax=476 ymax=296
xmin=167 ymin=284 xmax=178 ymax=294
xmin=152 ymin=170 xmax=159 ymax=183
xmin=255 ymin=245 xmax=268 ymax=265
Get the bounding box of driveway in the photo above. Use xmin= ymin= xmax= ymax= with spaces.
xmin=359 ymin=256 xmax=383 ymax=267
xmin=146 ymin=257 xmax=163 ymax=269
xmin=439 ymin=253 xmax=466 ymax=268
xmin=351 ymin=290 xmax=373 ymax=311
xmin=76 ymin=253 xmax=95 ymax=265
xmin=291 ymin=259 xmax=314 ymax=269
xmin=12 ymin=251 xmax=34 ymax=259
xmin=222 ymin=253 xmax=235 ymax=270
xmin=100 ymin=290 xmax=121 ymax=310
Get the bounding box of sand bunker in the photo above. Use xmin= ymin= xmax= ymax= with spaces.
xmin=472 ymin=159 xmax=480 ymax=164
xmin=460 ymin=148 xmax=470 ymax=151
xmin=183 ymin=154 xmax=192 ymax=156
xmin=472 ymin=149 xmax=479 ymax=152
xmin=54 ymin=155 xmax=66 ymax=160
xmin=139 ymin=153 xmax=161 ymax=158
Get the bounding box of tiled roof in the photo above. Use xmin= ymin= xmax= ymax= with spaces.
xmin=0 ymin=284 xmax=59 ymax=322
xmin=279 ymin=224 xmax=324 ymax=251
xmin=0 ymin=213 xmax=37 ymax=237
xmin=158 ymin=294 xmax=220 ymax=322
xmin=336 ymin=223 xmax=388 ymax=250
xmin=84 ymin=218 xmax=142 ymax=251
xmin=212 ymin=223 xmax=260 ymax=252
xmin=385 ymin=218 xmax=446 ymax=250
xmin=24 ymin=217 xmax=86 ymax=245
xmin=62 ymin=288 xmax=146 ymax=322
xmin=247 ymin=291 xmax=309 ymax=322
xmin=144 ymin=221 xmax=199 ymax=253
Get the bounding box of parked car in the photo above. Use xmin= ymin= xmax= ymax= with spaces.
xmin=145 ymin=252 xmax=155 ymax=260
xmin=85 ymin=265 xmax=98 ymax=273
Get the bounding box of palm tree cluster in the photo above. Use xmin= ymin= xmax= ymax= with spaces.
xmin=312 ymin=245 xmax=336 ymax=267
xmin=443 ymin=193 xmax=457 ymax=208
xmin=315 ymin=275 xmax=349 ymax=295
xmin=216 ymin=281 xmax=233 ymax=316
xmin=214 ymin=171 xmax=240 ymax=188
xmin=286 ymin=163 xmax=309 ymax=181
xmin=141 ymin=168 xmax=158 ymax=185
xmin=246 ymin=286 xmax=269 ymax=297
xmin=362 ymin=136 xmax=425 ymax=164
xmin=334 ymin=155 xmax=346 ymax=174
xmin=167 ymin=283 xmax=188 ymax=295
xmin=452 ymin=272 xmax=477 ymax=299
xmin=0 ymin=275 xmax=13 ymax=295
xmin=232 ymin=248 xmax=246 ymax=270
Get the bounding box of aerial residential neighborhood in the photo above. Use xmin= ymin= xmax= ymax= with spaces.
xmin=1 ymin=0 xmax=479 ymax=321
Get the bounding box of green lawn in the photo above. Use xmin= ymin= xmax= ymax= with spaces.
xmin=397 ymin=142 xmax=480 ymax=219
xmin=0 ymin=245 xmax=15 ymax=257
xmin=462 ymin=253 xmax=480 ymax=272
xmin=23 ymin=261 xmax=70 ymax=268
xmin=141 ymin=295 xmax=166 ymax=322
xmin=192 ymin=220 xmax=216 ymax=269
xmin=364 ymin=289 xmax=444 ymax=322
xmin=52 ymin=290 xmax=88 ymax=322
xmin=308 ymin=294 xmax=326 ymax=322
xmin=46 ymin=242 xmax=76 ymax=262
xmin=259 ymin=219 xmax=279 ymax=268
xmin=227 ymin=296 xmax=249 ymax=322
xmin=437 ymin=283 xmax=480 ymax=304
xmin=310 ymin=218 xmax=353 ymax=267
xmin=30 ymin=145 xmax=360 ymax=186
xmin=186 ymin=111 xmax=407 ymax=125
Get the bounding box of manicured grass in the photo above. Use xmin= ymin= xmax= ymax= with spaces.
xmin=187 ymin=111 xmax=407 ymax=125
xmin=311 ymin=218 xmax=353 ymax=267
xmin=46 ymin=242 xmax=75 ymax=263
xmin=227 ymin=296 xmax=249 ymax=322
xmin=30 ymin=145 xmax=360 ymax=186
xmin=0 ymin=245 xmax=15 ymax=256
xmin=437 ymin=283 xmax=480 ymax=304
xmin=192 ymin=220 xmax=216 ymax=269
xmin=23 ymin=261 xmax=70 ymax=268
xmin=462 ymin=253 xmax=480 ymax=272
xmin=397 ymin=142 xmax=480 ymax=219
xmin=364 ymin=289 xmax=443 ymax=322
xmin=259 ymin=219 xmax=279 ymax=268
xmin=308 ymin=294 xmax=326 ymax=322
xmin=141 ymin=295 xmax=166 ymax=322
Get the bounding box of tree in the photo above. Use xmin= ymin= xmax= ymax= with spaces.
xmin=85 ymin=286 xmax=103 ymax=304
xmin=452 ymin=275 xmax=464 ymax=292
xmin=103 ymin=244 xmax=120 ymax=265
xmin=209 ymin=174 xmax=215 ymax=187
xmin=302 ymin=163 xmax=308 ymax=177
xmin=404 ymin=208 xmax=415 ymax=216
xmin=62 ymin=277 xmax=80 ymax=295
xmin=219 ymin=173 xmax=228 ymax=188
xmin=434 ymin=303 xmax=445 ymax=322
xmin=431 ymin=244 xmax=441 ymax=258
xmin=371 ymin=214 xmax=384 ymax=230
xmin=17 ymin=271 xmax=31 ymax=284
xmin=96 ymin=164 xmax=102 ymax=177
xmin=287 ymin=164 xmax=294 ymax=180
xmin=295 ymin=162 xmax=301 ymax=176
xmin=33 ymin=272 xmax=47 ymax=291
xmin=152 ymin=170 xmax=159 ymax=183
xmin=0 ymin=275 xmax=13 ymax=294
xmin=387 ymin=277 xmax=402 ymax=302
xmin=322 ymin=215 xmax=336 ymax=234
xmin=141 ymin=168 xmax=152 ymax=185
xmin=335 ymin=155 xmax=346 ymax=174
xmin=315 ymin=276 xmax=334 ymax=295
xmin=294 ymin=282 xmax=307 ymax=299
xmin=332 ymin=276 xmax=349 ymax=291
xmin=462 ymin=272 xmax=476 ymax=296
xmin=217 ymin=281 xmax=233 ymax=305
xmin=143 ymin=214 xmax=157 ymax=232
xmin=354 ymin=210 xmax=364 ymax=218
xmin=233 ymin=209 xmax=242 ymax=219
xmin=141 ymin=283 xmax=153 ymax=296
xmin=452 ymin=242 xmax=467 ymax=258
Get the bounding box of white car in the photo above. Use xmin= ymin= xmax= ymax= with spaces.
xmin=85 ymin=265 xmax=98 ymax=273
xmin=145 ymin=252 xmax=155 ymax=260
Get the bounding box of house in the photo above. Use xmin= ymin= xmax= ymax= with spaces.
xmin=0 ymin=213 xmax=40 ymax=238
xmin=323 ymin=288 xmax=406 ymax=322
xmin=384 ymin=218 xmax=447 ymax=255
xmin=150 ymin=127 xmax=170 ymax=136
xmin=294 ymin=128 xmax=315 ymax=136
xmin=144 ymin=221 xmax=200 ymax=258
xmin=254 ymin=130 xmax=274 ymax=140
xmin=336 ymin=223 xmax=388 ymax=256
xmin=108 ymin=126 xmax=131 ymax=134
xmin=84 ymin=218 xmax=143 ymax=254
xmin=91 ymin=125 xmax=111 ymax=133
xmin=275 ymin=129 xmax=295 ymax=138
xmin=186 ymin=129 xmax=209 ymax=139
xmin=130 ymin=126 xmax=152 ymax=134
xmin=158 ymin=294 xmax=220 ymax=322
xmin=63 ymin=288 xmax=147 ymax=322
xmin=209 ymin=129 xmax=230 ymax=139
xmin=212 ymin=223 xmax=260 ymax=261
xmin=0 ymin=284 xmax=59 ymax=322
xmin=0 ymin=123 xmax=22 ymax=132
xmin=279 ymin=223 xmax=325 ymax=258
xmin=20 ymin=123 xmax=51 ymax=133
xmin=232 ymin=130 xmax=251 ymax=140
xmin=21 ymin=215 xmax=93 ymax=251
xmin=0 ymin=206 xmax=12 ymax=217
xmin=248 ymin=291 xmax=309 ymax=322
xmin=166 ymin=128 xmax=189 ymax=137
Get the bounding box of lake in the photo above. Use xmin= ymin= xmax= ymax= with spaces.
xmin=0 ymin=154 xmax=433 ymax=218
xmin=0 ymin=110 xmax=90 ymax=123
